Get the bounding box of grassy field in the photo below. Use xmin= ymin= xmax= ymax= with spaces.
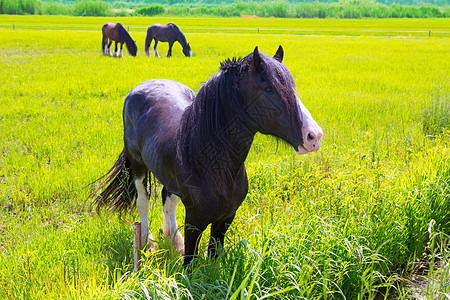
xmin=1 ymin=15 xmax=450 ymax=37
xmin=0 ymin=15 xmax=449 ymax=299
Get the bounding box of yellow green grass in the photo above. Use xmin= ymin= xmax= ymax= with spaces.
xmin=0 ymin=15 xmax=449 ymax=299
xmin=0 ymin=15 xmax=449 ymax=37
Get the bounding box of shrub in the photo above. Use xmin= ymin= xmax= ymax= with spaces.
xmin=135 ymin=5 xmax=165 ymax=16
xmin=112 ymin=8 xmax=130 ymax=17
xmin=41 ymin=2 xmax=72 ymax=15
xmin=0 ymin=0 xmax=38 ymax=14
xmin=73 ymin=0 xmax=110 ymax=17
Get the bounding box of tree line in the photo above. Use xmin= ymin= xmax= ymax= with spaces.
xmin=1 ymin=0 xmax=448 ymax=18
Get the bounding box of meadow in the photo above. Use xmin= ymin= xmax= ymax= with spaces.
xmin=0 ymin=16 xmax=449 ymax=299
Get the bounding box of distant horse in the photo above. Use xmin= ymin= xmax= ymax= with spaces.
xmin=89 ymin=46 xmax=323 ymax=267
xmin=145 ymin=23 xmax=192 ymax=58
xmin=102 ymin=22 xmax=137 ymax=57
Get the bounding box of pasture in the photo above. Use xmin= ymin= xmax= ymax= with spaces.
xmin=0 ymin=16 xmax=449 ymax=299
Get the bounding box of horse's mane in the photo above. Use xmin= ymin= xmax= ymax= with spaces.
xmin=116 ymin=22 xmax=135 ymax=47
xmin=177 ymin=51 xmax=301 ymax=198
xmin=177 ymin=57 xmax=248 ymax=197
xmin=169 ymin=23 xmax=188 ymax=47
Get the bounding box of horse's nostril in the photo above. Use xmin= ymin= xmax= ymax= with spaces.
xmin=307 ymin=133 xmax=314 ymax=141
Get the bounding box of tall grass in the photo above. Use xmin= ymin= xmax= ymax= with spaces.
xmin=0 ymin=16 xmax=449 ymax=298
xmin=422 ymin=88 xmax=450 ymax=137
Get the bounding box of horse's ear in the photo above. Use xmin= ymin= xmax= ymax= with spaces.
xmin=273 ymin=45 xmax=284 ymax=63
xmin=253 ymin=46 xmax=263 ymax=72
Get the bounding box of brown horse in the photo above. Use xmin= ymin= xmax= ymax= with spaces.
xmin=145 ymin=23 xmax=191 ymax=58
xmin=90 ymin=46 xmax=323 ymax=267
xmin=102 ymin=22 xmax=137 ymax=57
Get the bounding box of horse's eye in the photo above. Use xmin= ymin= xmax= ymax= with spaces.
xmin=265 ymin=87 xmax=272 ymax=93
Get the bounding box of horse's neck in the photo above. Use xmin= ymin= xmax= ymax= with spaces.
xmin=176 ymin=31 xmax=187 ymax=47
xmin=180 ymin=105 xmax=255 ymax=185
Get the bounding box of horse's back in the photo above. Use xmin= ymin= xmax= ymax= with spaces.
xmin=123 ymin=79 xmax=194 ymax=185
xmin=102 ymin=22 xmax=116 ymax=38
xmin=102 ymin=22 xmax=114 ymax=30
xmin=124 ymin=79 xmax=193 ymax=121
xmin=147 ymin=23 xmax=177 ymax=41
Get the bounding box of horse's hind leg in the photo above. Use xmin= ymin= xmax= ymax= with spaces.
xmin=107 ymin=40 xmax=112 ymax=56
xmin=113 ymin=41 xmax=119 ymax=57
xmin=145 ymin=37 xmax=152 ymax=56
xmin=102 ymin=36 xmax=107 ymax=55
xmin=134 ymin=173 xmax=156 ymax=251
xmin=153 ymin=41 xmax=160 ymax=58
xmin=161 ymin=187 xmax=184 ymax=255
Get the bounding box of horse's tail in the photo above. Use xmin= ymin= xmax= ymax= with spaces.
xmin=88 ymin=148 xmax=136 ymax=218
xmin=144 ymin=27 xmax=152 ymax=56
xmin=101 ymin=23 xmax=108 ymax=53
xmin=102 ymin=37 xmax=106 ymax=53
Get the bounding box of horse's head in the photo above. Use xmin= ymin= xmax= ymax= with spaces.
xmin=127 ymin=40 xmax=138 ymax=57
xmin=183 ymin=43 xmax=192 ymax=57
xmin=239 ymin=46 xmax=323 ymax=154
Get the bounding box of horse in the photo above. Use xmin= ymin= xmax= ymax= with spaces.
xmin=144 ymin=23 xmax=192 ymax=58
xmin=102 ymin=22 xmax=137 ymax=57
xmin=89 ymin=46 xmax=323 ymax=267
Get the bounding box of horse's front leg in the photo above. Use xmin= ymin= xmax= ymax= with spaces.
xmin=119 ymin=42 xmax=124 ymax=58
xmin=208 ymin=214 xmax=235 ymax=259
xmin=167 ymin=42 xmax=174 ymax=58
xmin=113 ymin=41 xmax=119 ymax=57
xmin=153 ymin=41 xmax=160 ymax=58
xmin=183 ymin=214 xmax=207 ymax=268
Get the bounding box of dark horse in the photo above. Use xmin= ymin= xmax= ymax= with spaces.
xmin=102 ymin=22 xmax=137 ymax=57
xmin=145 ymin=23 xmax=192 ymax=58
xmin=90 ymin=46 xmax=323 ymax=267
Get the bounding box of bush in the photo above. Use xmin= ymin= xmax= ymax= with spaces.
xmin=41 ymin=2 xmax=72 ymax=15
xmin=0 ymin=0 xmax=38 ymax=14
xmin=73 ymin=0 xmax=110 ymax=16
xmin=135 ymin=5 xmax=165 ymax=16
xmin=112 ymin=8 xmax=130 ymax=17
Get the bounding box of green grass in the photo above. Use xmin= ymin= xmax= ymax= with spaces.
xmin=0 ymin=15 xmax=449 ymax=299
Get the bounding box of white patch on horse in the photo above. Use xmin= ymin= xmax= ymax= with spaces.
xmin=295 ymin=92 xmax=323 ymax=154
xmin=135 ymin=177 xmax=155 ymax=251
xmin=162 ymin=193 xmax=184 ymax=255
xmin=119 ymin=48 xmax=123 ymax=58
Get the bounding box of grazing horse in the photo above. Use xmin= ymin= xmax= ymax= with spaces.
xmin=102 ymin=22 xmax=137 ymax=57
xmin=90 ymin=46 xmax=323 ymax=267
xmin=145 ymin=23 xmax=192 ymax=57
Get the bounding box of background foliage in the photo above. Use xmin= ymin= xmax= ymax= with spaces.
xmin=0 ymin=0 xmax=448 ymax=17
